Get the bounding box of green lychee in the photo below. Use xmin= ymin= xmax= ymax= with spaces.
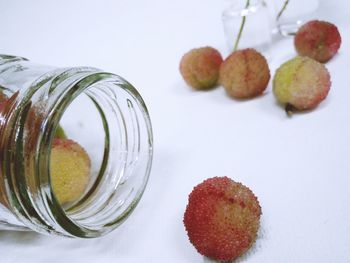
xmin=273 ymin=56 xmax=331 ymax=112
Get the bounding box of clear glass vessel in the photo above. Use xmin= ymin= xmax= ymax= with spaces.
xmin=222 ymin=0 xmax=272 ymax=54
xmin=273 ymin=0 xmax=319 ymax=36
xmin=0 ymin=54 xmax=153 ymax=238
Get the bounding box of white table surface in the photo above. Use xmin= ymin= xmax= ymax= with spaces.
xmin=0 ymin=0 xmax=350 ymax=262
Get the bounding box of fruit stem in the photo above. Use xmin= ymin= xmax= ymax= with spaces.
xmin=55 ymin=125 xmax=67 ymax=139
xmin=276 ymin=0 xmax=289 ymax=21
xmin=233 ymin=0 xmax=250 ymax=52
xmin=285 ymin=103 xmax=294 ymax=117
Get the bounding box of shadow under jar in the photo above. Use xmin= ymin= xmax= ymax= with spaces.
xmin=0 ymin=55 xmax=153 ymax=238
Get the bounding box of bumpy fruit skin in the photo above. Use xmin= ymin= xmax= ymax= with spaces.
xmin=180 ymin=47 xmax=223 ymax=90
xmin=50 ymin=139 xmax=91 ymax=204
xmin=0 ymin=92 xmax=8 ymax=112
xmin=0 ymin=91 xmax=9 ymax=110
xmin=295 ymin=20 xmax=341 ymax=63
xmin=273 ymin=56 xmax=331 ymax=111
xmin=219 ymin=48 xmax=270 ymax=99
xmin=183 ymin=177 xmax=261 ymax=262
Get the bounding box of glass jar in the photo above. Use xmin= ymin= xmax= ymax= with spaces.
xmin=222 ymin=0 xmax=272 ymax=54
xmin=273 ymin=0 xmax=319 ymax=36
xmin=0 ymin=54 xmax=153 ymax=238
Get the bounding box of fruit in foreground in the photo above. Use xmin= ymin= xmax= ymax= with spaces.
xmin=50 ymin=138 xmax=91 ymax=204
xmin=180 ymin=46 xmax=223 ymax=90
xmin=183 ymin=177 xmax=261 ymax=262
xmin=219 ymin=48 xmax=270 ymax=99
xmin=294 ymin=20 xmax=341 ymax=63
xmin=273 ymin=56 xmax=331 ymax=113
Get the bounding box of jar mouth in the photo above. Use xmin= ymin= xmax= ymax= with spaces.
xmin=5 ymin=68 xmax=153 ymax=237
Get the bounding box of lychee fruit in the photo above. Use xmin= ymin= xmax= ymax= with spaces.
xmin=50 ymin=138 xmax=91 ymax=204
xmin=219 ymin=48 xmax=270 ymax=99
xmin=273 ymin=56 xmax=331 ymax=113
xmin=183 ymin=176 xmax=261 ymax=262
xmin=180 ymin=46 xmax=223 ymax=90
xmin=294 ymin=20 xmax=341 ymax=63
xmin=0 ymin=92 xmax=8 ymax=112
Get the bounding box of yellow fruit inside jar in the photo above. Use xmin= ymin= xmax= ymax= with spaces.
xmin=50 ymin=138 xmax=91 ymax=204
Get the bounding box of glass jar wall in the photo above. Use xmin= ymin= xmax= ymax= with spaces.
xmin=0 ymin=55 xmax=153 ymax=238
xmin=222 ymin=0 xmax=272 ymax=53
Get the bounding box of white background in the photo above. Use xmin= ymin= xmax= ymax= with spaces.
xmin=0 ymin=0 xmax=350 ymax=262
